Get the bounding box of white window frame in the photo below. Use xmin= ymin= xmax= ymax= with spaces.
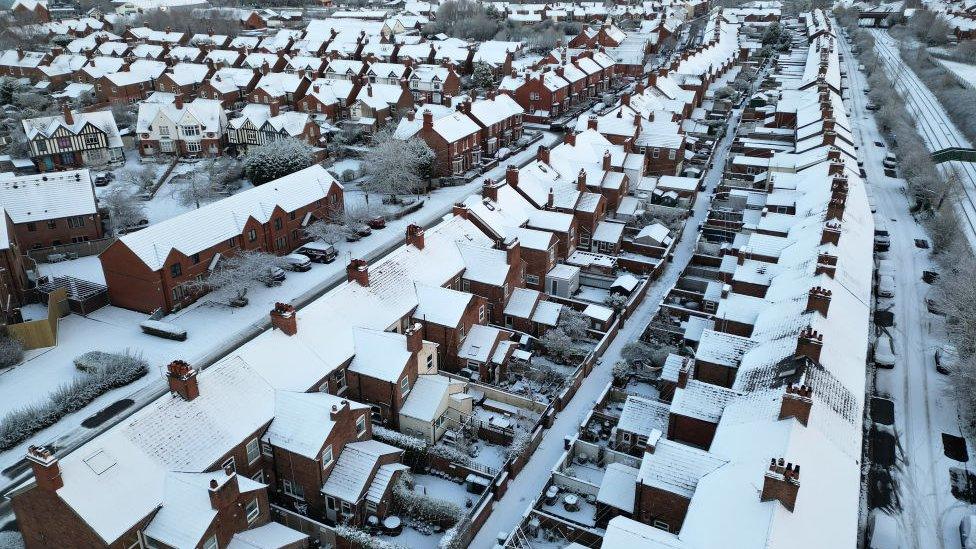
xmin=245 ymin=438 xmax=260 ymax=465
xmin=261 ymin=441 xmax=273 ymax=457
xmin=525 ymin=274 xmax=540 ymax=285
xmin=222 ymin=456 xmax=236 ymax=472
xmin=202 ymin=535 xmax=218 ymax=549
xmin=251 ymin=470 xmax=264 ymax=483
xmin=400 ymin=376 xmax=410 ymax=396
xmin=356 ymin=415 xmax=366 ymax=436
xmin=282 ymin=478 xmax=305 ymax=500
xmin=321 ymin=445 xmax=334 ymax=468
xmin=245 ymin=498 xmax=260 ymax=523
xmin=185 ymin=141 xmax=201 ymax=153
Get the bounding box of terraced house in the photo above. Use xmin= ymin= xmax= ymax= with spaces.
xmin=22 ymin=107 xmax=124 ymax=172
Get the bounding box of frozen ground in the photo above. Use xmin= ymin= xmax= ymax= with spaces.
xmin=933 ymin=58 xmax=976 ymax=90
xmin=843 ymin=29 xmax=970 ymax=549
xmin=0 ymin=131 xmax=561 ymax=487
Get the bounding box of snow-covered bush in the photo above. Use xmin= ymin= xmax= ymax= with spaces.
xmin=604 ymin=293 xmax=628 ymax=312
xmin=0 ymin=336 xmax=24 ymax=368
xmin=373 ymin=426 xmax=428 ymax=451
xmin=611 ymin=361 xmax=632 ymax=384
xmin=540 ymin=328 xmax=573 ymax=362
xmin=438 ymin=524 xmax=464 ymax=549
xmin=0 ymin=531 xmax=25 ymax=549
xmin=393 ymin=474 xmax=464 ymax=526
xmin=429 ymin=444 xmax=472 ymax=466
xmin=557 ymin=309 xmax=590 ymax=341
xmin=242 ymin=138 xmax=314 ymax=185
xmin=0 ymin=352 xmax=148 ymax=450
xmin=334 ymin=525 xmax=407 ymax=549
xmin=506 ymin=427 xmax=532 ymax=459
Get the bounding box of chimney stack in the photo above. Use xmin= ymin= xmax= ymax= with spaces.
xmin=62 ymin=104 xmax=74 ymax=125
xmin=208 ymin=468 xmax=240 ymax=511
xmin=270 ymin=302 xmax=297 ymax=335
xmin=27 ymin=446 xmax=62 ymax=491
xmin=452 ymin=203 xmax=469 ymax=219
xmin=779 ymin=384 xmax=813 ymax=426
xmin=676 ymin=359 xmax=691 ymax=389
xmin=602 ymin=150 xmax=611 ymax=171
xmin=506 ymin=165 xmax=519 ymax=187
xmin=422 ymin=109 xmax=433 ymax=130
xmin=805 ymin=286 xmax=832 ymax=317
xmin=405 ymin=224 xmax=425 ymax=250
xmin=577 ymin=169 xmax=586 ymax=192
xmin=815 ymin=252 xmax=837 ymax=278
xmin=537 ymin=145 xmax=550 ymax=164
xmin=346 ymin=258 xmax=369 ymax=286
xmin=405 ymin=322 xmax=423 ymax=353
xmin=796 ymin=327 xmax=823 ymax=363
xmin=174 ymin=94 xmax=184 ymax=110
xmin=166 ymin=360 xmax=199 ymax=401
xmin=826 ymin=196 xmax=845 ymax=221
xmin=621 ymin=92 xmax=630 ymax=106
xmin=483 ymin=179 xmax=499 ymax=202
xmin=565 ymin=132 xmax=576 ymax=147
xmin=820 ymin=221 xmax=841 ymax=246
xmin=330 ymin=399 xmax=350 ymax=421
xmin=503 ymin=237 xmax=521 ymax=265
xmin=269 ymin=100 xmax=279 ymax=117
xmin=760 ymin=458 xmax=801 ymax=512
xmin=547 ymin=187 xmax=554 ymax=209
xmin=587 ymin=115 xmax=598 ymax=131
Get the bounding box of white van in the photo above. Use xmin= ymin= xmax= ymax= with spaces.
xmin=875 ymin=333 xmax=896 ymax=368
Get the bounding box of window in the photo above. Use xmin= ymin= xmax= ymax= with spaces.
xmin=245 ymin=498 xmax=260 ymax=523
xmin=172 ymin=284 xmax=189 ymax=302
xmin=274 ymin=217 xmax=283 ymax=230
xmin=478 ymin=305 xmax=486 ymax=322
xmin=85 ymin=134 xmax=99 ymax=147
xmin=282 ymin=479 xmax=305 ymax=500
xmin=191 ymin=253 xmax=200 ymax=264
xmin=327 ymin=496 xmax=337 ymax=510
xmin=159 ymin=125 xmax=169 ymax=137
xmin=26 ymin=222 xmax=36 ymax=232
xmin=245 ymin=438 xmax=260 ymax=464
xmin=503 ymin=283 xmax=510 ymax=298
xmin=57 ymin=137 xmax=70 ymax=149
xmin=221 ymin=456 xmax=236 ymax=472
xmin=47 ymin=220 xmax=57 ymax=230
xmin=66 ymin=216 xmax=85 ymax=228
xmin=170 ymin=263 xmax=182 ymax=278
xmin=621 ymin=432 xmax=631 ymax=443
xmin=182 ymin=125 xmax=201 ymax=136
xmin=228 ymin=236 xmax=239 ymax=248
xmin=529 ymin=92 xmax=540 ymax=101
xmin=202 ymin=535 xmax=218 ymax=549
xmin=340 ymin=501 xmax=353 ymax=516
xmin=35 ymin=140 xmax=46 ymax=153
xmin=251 ymin=470 xmax=264 ymax=483
xmin=261 ymin=441 xmax=273 ymax=457
xmin=321 ymin=445 xmax=334 ymax=468
xmin=333 ymin=369 xmax=347 ymax=391
xmin=652 ymin=148 xmax=660 ymax=159
xmin=669 ymin=148 xmax=677 ymax=160
xmin=462 ymin=279 xmax=471 ymax=292
xmin=275 ymin=236 xmax=287 ymax=250
xmin=289 ymin=211 xmax=296 ymax=220
xmin=400 ymin=376 xmax=410 ymax=396
xmin=185 ymin=142 xmax=201 ymax=153
xmin=356 ymin=415 xmax=366 ymax=436
xmin=425 ymin=353 xmax=434 ymax=371
xmin=248 ymin=229 xmax=257 ymax=242
xmin=525 ymin=274 xmax=540 ymax=285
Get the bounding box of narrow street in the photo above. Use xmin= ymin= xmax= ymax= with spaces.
xmin=470 ymin=105 xmax=745 ymax=548
xmin=839 ymin=27 xmax=969 ymax=549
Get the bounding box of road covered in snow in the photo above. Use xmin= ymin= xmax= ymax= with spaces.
xmin=470 ymin=104 xmax=744 ymax=548
xmin=840 ymin=27 xmax=971 ymax=549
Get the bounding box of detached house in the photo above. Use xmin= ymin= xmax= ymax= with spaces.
xmin=99 ymin=165 xmax=344 ymax=313
xmin=22 ymin=107 xmax=124 ymax=172
xmin=136 ymin=93 xmax=227 ymax=157
xmin=228 ymin=103 xmax=322 ymax=153
xmin=0 ymin=169 xmax=102 ymax=250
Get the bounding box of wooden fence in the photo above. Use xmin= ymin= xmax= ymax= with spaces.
xmin=6 ymin=288 xmax=66 ymax=349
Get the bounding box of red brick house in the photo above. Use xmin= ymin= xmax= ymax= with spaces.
xmin=395 ymin=106 xmax=482 ymax=176
xmin=499 ymin=67 xmax=570 ymax=124
xmin=197 ymin=67 xmax=261 ymax=108
xmin=467 ymin=92 xmax=525 ymax=158
xmin=0 ymin=169 xmax=103 ymax=250
xmin=99 ymin=165 xmax=344 ymax=313
xmin=0 ymin=212 xmax=31 ymax=321
xmin=412 ymin=281 xmax=488 ymax=372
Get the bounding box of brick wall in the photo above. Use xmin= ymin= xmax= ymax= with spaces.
xmin=634 ymin=483 xmax=691 ymax=533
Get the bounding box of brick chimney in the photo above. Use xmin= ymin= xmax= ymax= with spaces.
xmin=405 ymin=322 xmax=423 ymax=353
xmin=676 ymin=359 xmax=691 ymax=389
xmin=27 ymin=445 xmax=62 ymax=491
xmin=406 ymin=224 xmax=425 ymax=249
xmin=820 ymin=222 xmax=841 ymax=246
xmin=269 ymin=100 xmax=280 ymax=117
xmin=483 ymin=179 xmax=499 ymax=202
xmin=577 ymin=169 xmax=586 ymax=192
xmin=174 ymin=93 xmax=184 ymax=109
xmin=565 ymin=132 xmax=576 ymax=147
xmin=621 ymin=93 xmax=630 ymax=107
xmin=330 ymin=399 xmax=350 ymax=421
xmin=648 ymin=72 xmax=657 ymax=87
xmin=779 ymin=384 xmax=813 ymax=426
xmin=346 ymin=258 xmax=369 ymax=286
xmin=506 ymin=165 xmax=519 ymax=187
xmin=422 ymin=109 xmax=433 ymax=130
xmin=805 ymin=286 xmax=832 ymax=316
xmin=760 ymin=458 xmax=801 ymax=512
xmin=796 ymin=327 xmax=823 ymax=363
xmin=815 ymin=252 xmax=837 ymax=278
xmin=602 ymin=150 xmax=611 ymax=171
xmin=537 ymin=145 xmax=550 ymax=164
xmin=62 ymin=104 xmax=74 ymax=125
xmin=547 ymin=187 xmax=554 ymax=208
xmin=406 ymin=109 xmax=415 ymax=122
xmin=452 ymin=203 xmax=469 ymax=219
xmin=587 ymin=115 xmax=598 ymax=130
xmin=826 ymin=197 xmax=845 ymax=221
xmin=270 ymin=302 xmax=297 ymax=335
xmin=828 ymin=160 xmax=844 ymax=176
xmin=166 ymin=360 xmax=199 ymax=401
xmin=503 ymin=237 xmax=521 ymax=265
xmin=208 ymin=468 xmax=239 ymax=510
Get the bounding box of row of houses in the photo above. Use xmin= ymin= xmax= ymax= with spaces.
xmin=501 ymin=11 xmax=876 ymax=549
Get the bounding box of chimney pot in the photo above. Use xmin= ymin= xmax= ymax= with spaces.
xmin=761 ymin=457 xmax=801 ymax=511
xmin=166 ymin=360 xmax=199 ymax=401
xmin=537 ymin=145 xmax=550 ymax=164
xmin=406 ymin=224 xmax=425 ymax=249
xmin=506 ymin=165 xmax=519 ymax=187
xmin=346 ymin=258 xmax=369 ymax=286
xmin=270 ymin=302 xmax=297 ymax=335
xmin=27 ymin=445 xmax=62 ymax=491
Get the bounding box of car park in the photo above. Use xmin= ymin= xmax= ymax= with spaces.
xmin=282 ymin=253 xmax=312 ymax=272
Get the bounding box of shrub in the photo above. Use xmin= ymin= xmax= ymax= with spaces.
xmin=0 ymin=351 xmax=148 ymax=450
xmin=0 ymin=336 xmax=24 ymax=368
xmin=334 ymin=525 xmax=407 ymax=549
xmin=393 ymin=474 xmax=464 ymax=526
xmin=0 ymin=532 xmax=25 ymax=549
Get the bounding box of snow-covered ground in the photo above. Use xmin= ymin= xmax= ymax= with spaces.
xmin=933 ymin=58 xmax=976 ymax=90
xmin=843 ymin=29 xmax=972 ymax=549
xmin=0 ymin=132 xmax=561 ymax=488
xmin=470 ymin=103 xmax=745 ymax=548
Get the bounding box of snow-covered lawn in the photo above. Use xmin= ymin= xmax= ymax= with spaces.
xmin=0 ymin=131 xmax=562 ymax=481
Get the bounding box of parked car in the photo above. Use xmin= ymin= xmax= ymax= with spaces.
xmin=936 ymin=344 xmax=959 ymax=375
xmin=874 ymin=141 xmax=885 ymax=147
xmin=257 ymin=266 xmax=286 ymax=287
xmin=878 ymin=274 xmax=895 ymax=298
xmin=354 ymin=224 xmax=372 ymax=237
xmin=367 ymin=216 xmax=387 ymax=230
xmin=874 ymin=333 xmax=896 ymax=368
xmin=883 ymin=153 xmax=897 ymax=169
xmin=282 ymin=253 xmax=312 ymax=272
xmin=93 ymin=172 xmax=114 ymax=186
xmin=866 ymin=103 xmax=880 ymax=111
xmin=297 ymin=242 xmax=337 ymax=263
xmin=961 ymin=515 xmax=976 ymax=549
xmin=868 ymin=510 xmax=899 ymax=549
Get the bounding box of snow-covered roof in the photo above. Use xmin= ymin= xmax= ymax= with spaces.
xmin=597 ymin=462 xmax=639 ymax=513
xmin=413 ymin=283 xmax=473 ymax=327
xmin=23 ymin=110 xmax=122 ymax=149
xmin=321 ymin=440 xmax=403 ymax=503
xmin=636 ymin=438 xmax=727 ymax=498
xmin=459 ymin=243 xmax=510 ymax=286
xmin=0 ymin=170 xmax=97 ymax=223
xmin=458 ymin=324 xmax=504 ymax=364
xmin=468 ymin=94 xmax=524 ymax=128
xmin=504 ymin=287 xmax=541 ymax=319
xmin=399 ymin=374 xmax=461 ymax=422
xmin=227 ymin=521 xmax=308 ymax=549
xmin=263 ymin=392 xmax=367 ymax=459
xmin=348 ymin=328 xmax=413 ymax=383
xmin=116 ymin=164 xmax=339 ymax=271
xmin=617 ymin=395 xmax=669 ymax=437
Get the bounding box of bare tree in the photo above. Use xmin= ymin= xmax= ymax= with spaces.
xmin=362 ymin=130 xmax=434 ymax=204
xmin=124 ymin=164 xmax=158 ymax=192
xmin=303 ymin=219 xmax=349 ymax=246
xmin=557 ymin=308 xmax=590 ymax=340
xmin=100 ymin=183 xmax=147 ymax=233
xmin=188 ymin=250 xmax=288 ymax=305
